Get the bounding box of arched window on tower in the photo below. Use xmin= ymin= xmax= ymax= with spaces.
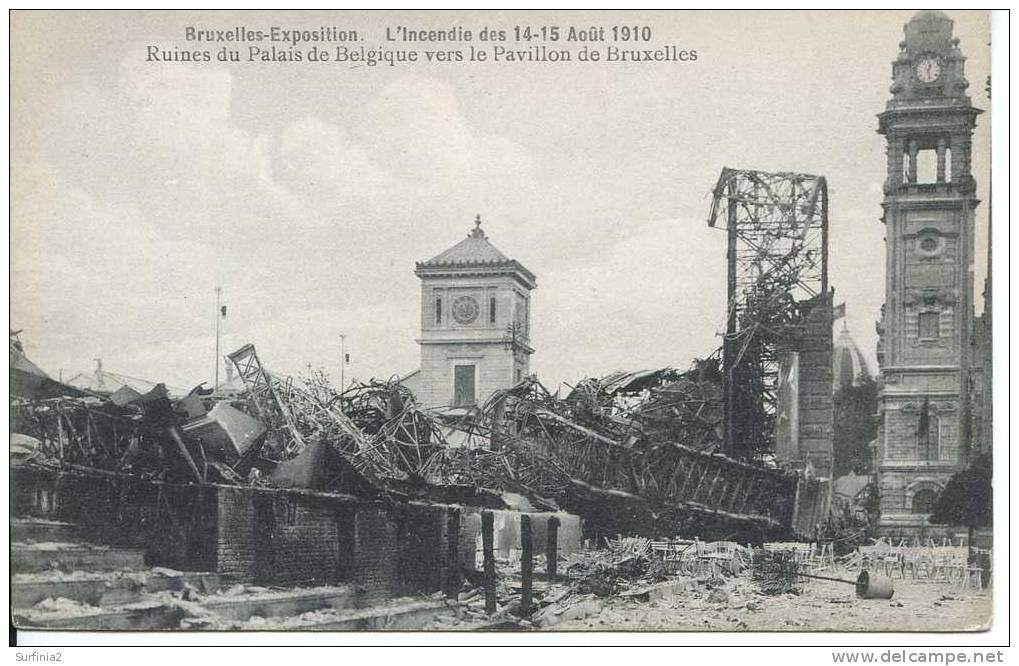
xmin=911 ymin=488 xmax=939 ymax=514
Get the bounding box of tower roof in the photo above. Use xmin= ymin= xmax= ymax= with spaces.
xmin=421 ymin=215 xmax=510 ymax=266
xmin=416 ymin=215 xmax=536 ymax=288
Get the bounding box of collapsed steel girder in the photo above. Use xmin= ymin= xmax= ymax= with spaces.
xmin=479 ymin=378 xmax=798 ymax=528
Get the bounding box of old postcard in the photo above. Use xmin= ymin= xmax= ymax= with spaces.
xmin=9 ymin=9 xmax=996 ymax=642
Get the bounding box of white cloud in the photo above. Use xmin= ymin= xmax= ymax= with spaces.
xmin=11 ymin=56 xmax=543 ymax=388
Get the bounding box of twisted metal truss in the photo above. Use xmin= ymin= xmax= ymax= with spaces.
xmin=708 ymin=168 xmax=829 ymax=460
xmin=226 ymin=344 xmax=306 ymax=459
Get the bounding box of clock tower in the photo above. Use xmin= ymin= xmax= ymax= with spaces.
xmin=408 ymin=216 xmax=536 ymax=409
xmin=874 ymin=11 xmax=981 ymax=537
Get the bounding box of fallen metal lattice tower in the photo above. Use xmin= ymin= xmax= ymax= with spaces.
xmin=708 ymin=168 xmax=829 ymax=460
xmin=226 ymin=349 xmax=497 ymax=490
xmin=226 ymin=343 xmax=305 ymax=459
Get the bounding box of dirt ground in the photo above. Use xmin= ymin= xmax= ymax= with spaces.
xmin=550 ymin=572 xmax=993 ymax=632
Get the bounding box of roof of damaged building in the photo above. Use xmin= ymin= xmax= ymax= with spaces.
xmin=65 ymin=365 xmax=185 ymax=398
xmin=833 ymin=473 xmax=871 ymax=501
xmin=10 ymin=331 xmax=87 ymax=399
xmin=415 ymin=216 xmax=536 ymax=288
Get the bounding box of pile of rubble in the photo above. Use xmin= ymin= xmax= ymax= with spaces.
xmin=432 ymin=536 xmax=846 ymax=630
xmin=11 ymin=332 xmax=810 ymax=541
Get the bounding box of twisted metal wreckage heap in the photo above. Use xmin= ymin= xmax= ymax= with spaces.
xmin=10 ymin=346 xmax=822 ymax=543
xmin=10 ymin=167 xmax=833 ymax=544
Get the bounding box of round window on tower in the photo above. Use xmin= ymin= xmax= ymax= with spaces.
xmin=452 ymin=295 xmax=480 ymax=325
xmin=916 ymin=234 xmax=944 ymax=258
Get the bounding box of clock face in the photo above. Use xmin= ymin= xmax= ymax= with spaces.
xmin=452 ymin=295 xmax=480 ymax=324
xmin=915 ymin=57 xmax=942 ymax=83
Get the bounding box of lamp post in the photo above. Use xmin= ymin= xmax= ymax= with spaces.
xmin=339 ymin=333 xmax=346 ymax=390
xmin=503 ymin=320 xmax=527 ymax=385
xmin=214 ymin=287 xmax=222 ymax=388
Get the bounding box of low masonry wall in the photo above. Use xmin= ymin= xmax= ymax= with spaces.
xmin=214 ymin=488 xmax=456 ymax=601
xmin=11 ymin=464 xmax=219 ymax=571
xmin=13 ymin=464 xmax=461 ymax=603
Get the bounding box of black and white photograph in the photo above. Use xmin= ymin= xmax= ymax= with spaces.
xmin=7 ymin=8 xmax=1005 ymax=650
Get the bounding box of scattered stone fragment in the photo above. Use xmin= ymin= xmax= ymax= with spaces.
xmin=706 ymin=588 xmax=730 ymax=604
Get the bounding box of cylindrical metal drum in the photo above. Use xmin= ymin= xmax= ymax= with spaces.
xmin=856 ymin=570 xmax=895 ymax=599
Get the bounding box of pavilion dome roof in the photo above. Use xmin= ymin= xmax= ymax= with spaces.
xmin=833 ymin=323 xmax=871 ymax=389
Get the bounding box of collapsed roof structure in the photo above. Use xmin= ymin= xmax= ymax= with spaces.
xmin=11 ymin=328 xmax=826 ymax=541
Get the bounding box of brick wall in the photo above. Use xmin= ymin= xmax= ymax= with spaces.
xmin=13 ymin=466 xmax=454 ymax=599
xmin=264 ymin=493 xmax=339 ymax=586
xmin=352 ymin=504 xmax=453 ymax=603
xmin=214 ymin=488 xmax=357 ymax=586
xmin=353 ymin=507 xmax=402 ymax=602
xmin=399 ymin=504 xmax=449 ymax=595
xmin=215 ymin=486 xmax=257 ymax=581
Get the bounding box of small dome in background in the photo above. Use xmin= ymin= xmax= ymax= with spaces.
xmin=833 ymin=321 xmax=871 ymax=389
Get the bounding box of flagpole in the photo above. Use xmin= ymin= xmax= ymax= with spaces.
xmin=215 ymin=286 xmax=222 ymax=388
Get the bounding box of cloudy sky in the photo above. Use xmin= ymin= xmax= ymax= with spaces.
xmin=10 ymin=10 xmax=991 ymax=391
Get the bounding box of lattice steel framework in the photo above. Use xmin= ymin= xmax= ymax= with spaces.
xmin=708 ymin=168 xmax=829 ymax=460
xmin=226 ymin=343 xmax=306 ymax=459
